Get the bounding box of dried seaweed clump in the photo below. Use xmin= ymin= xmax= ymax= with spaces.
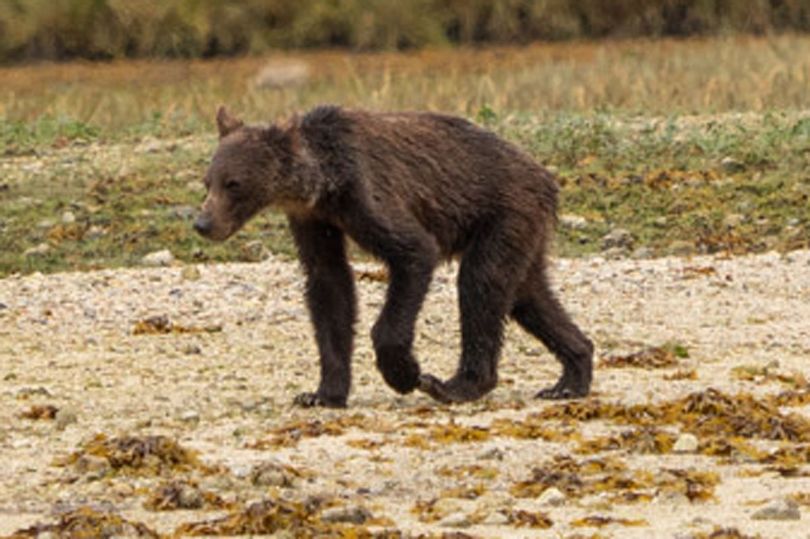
xmin=535 ymin=388 xmax=810 ymax=443
xmin=502 ymin=508 xmax=553 ymax=528
xmin=248 ymin=414 xmax=370 ymax=449
xmin=19 ymin=404 xmax=59 ymax=420
xmin=144 ymin=479 xmax=229 ymax=511
xmin=132 ymin=314 xmax=222 ymax=335
xmin=62 ymin=434 xmax=207 ymax=475
xmin=175 ymin=497 xmax=379 ymax=537
xmin=510 ymin=455 xmax=718 ymax=503
xmin=688 ymin=528 xmax=762 ymax=539
xmin=11 ymin=506 xmax=158 ymax=538
xmin=600 ymin=345 xmax=685 ymax=369
xmin=570 ymin=515 xmax=648 ymax=527
xmin=576 ymin=427 xmax=676 ymax=455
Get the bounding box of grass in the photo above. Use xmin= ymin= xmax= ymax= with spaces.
xmin=1 ymin=36 xmax=810 ymax=276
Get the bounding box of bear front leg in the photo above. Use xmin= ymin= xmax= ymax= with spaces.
xmin=371 ymin=261 xmax=433 ymax=394
xmin=289 ymin=217 xmax=356 ymax=408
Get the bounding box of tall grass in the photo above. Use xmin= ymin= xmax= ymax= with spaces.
xmin=2 ymin=0 xmax=810 ymax=62
xmin=2 ymin=36 xmax=809 ymax=146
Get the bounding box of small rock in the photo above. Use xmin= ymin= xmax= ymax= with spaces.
xmin=751 ymin=498 xmax=801 ymax=521
xmin=537 ymin=487 xmax=566 ymax=506
xmin=24 ymin=243 xmax=50 ymax=257
xmin=251 ymin=462 xmax=295 ymax=487
xmin=320 ymin=505 xmax=372 ymax=525
xmin=432 ymin=498 xmax=466 ymax=519
xmin=483 ymin=511 xmax=510 ymax=525
xmin=85 ymin=225 xmax=105 ymax=239
xmin=479 ymin=447 xmax=505 ymax=460
xmin=653 ymin=216 xmax=668 ymax=227
xmin=723 ymin=213 xmax=745 ymax=228
xmin=61 ymin=211 xmax=76 ymax=224
xmin=438 ymin=511 xmax=472 ymax=528
xmin=181 ymin=266 xmax=202 ymax=281
xmin=242 ymin=240 xmax=269 ymax=261
xmin=601 ymin=228 xmax=634 ymax=251
xmin=170 ymin=205 xmax=196 ymax=220
xmin=75 ymin=454 xmax=111 ymax=477
xmin=54 ymin=406 xmax=78 ymax=430
xmin=560 ymin=214 xmax=588 ymax=230
xmin=175 ymin=483 xmax=204 ymax=509
xmin=179 ymin=410 xmax=200 ymax=423
xmin=673 ymin=433 xmax=699 ymax=453
xmin=183 ymin=343 xmax=202 ymax=355
xmin=632 ymin=246 xmax=654 ymax=259
xmin=668 ymin=240 xmax=695 ymax=256
xmin=142 ymin=249 xmax=175 ymax=267
xmin=720 ymin=156 xmax=746 ymax=173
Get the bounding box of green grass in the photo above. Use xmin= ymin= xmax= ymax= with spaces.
xmin=2 ymin=39 xmax=809 ymax=276
xmin=2 ymin=109 xmax=808 ymax=276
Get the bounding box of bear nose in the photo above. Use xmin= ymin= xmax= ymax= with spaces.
xmin=194 ymin=215 xmax=213 ymax=236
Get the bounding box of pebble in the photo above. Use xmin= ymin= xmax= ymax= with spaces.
xmin=560 ymin=214 xmax=588 ymax=230
xmin=320 ymin=505 xmax=372 ymax=524
xmin=24 ymin=243 xmax=51 ymax=257
xmin=537 ymin=486 xmax=566 ymax=506
xmin=75 ymin=454 xmax=111 ymax=477
xmin=251 ymin=462 xmax=295 ymax=487
xmin=141 ymin=249 xmax=175 ymax=267
xmin=181 ymin=266 xmax=202 ymax=281
xmin=61 ymin=211 xmax=76 ymax=224
xmin=179 ymin=410 xmax=200 ymax=423
xmin=54 ymin=406 xmax=78 ymax=430
xmin=174 ymin=482 xmax=204 ymax=509
xmin=438 ymin=511 xmax=472 ymax=528
xmin=751 ymin=498 xmax=801 ymax=521
xmin=601 ymin=228 xmax=635 ymax=250
xmin=721 ymin=156 xmax=746 ymax=173
xmin=672 ymin=433 xmax=699 ymax=453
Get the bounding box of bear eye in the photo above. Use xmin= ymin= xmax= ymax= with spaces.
xmin=224 ymin=180 xmax=240 ymax=192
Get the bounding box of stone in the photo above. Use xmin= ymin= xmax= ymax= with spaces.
xmin=672 ymin=433 xmax=699 ymax=453
xmin=24 ymin=243 xmax=50 ymax=257
xmin=560 ymin=214 xmax=588 ymax=230
xmin=751 ymin=498 xmax=800 ymax=521
xmin=320 ymin=505 xmax=372 ymax=524
xmin=601 ymin=228 xmax=634 ymax=250
xmin=668 ymin=240 xmax=695 ymax=256
xmin=721 ymin=156 xmax=746 ymax=173
xmin=61 ymin=211 xmax=76 ymax=224
xmin=251 ymin=462 xmax=295 ymax=487
xmin=175 ymin=483 xmax=204 ymax=509
xmin=723 ymin=213 xmax=745 ymax=228
xmin=181 ymin=266 xmax=202 ymax=281
xmin=179 ymin=410 xmax=200 ymax=423
xmin=75 ymin=454 xmax=111 ymax=477
xmin=142 ymin=249 xmax=175 ymax=267
xmin=537 ymin=487 xmax=566 ymax=506
xmin=438 ymin=511 xmax=472 ymax=528
xmin=55 ymin=406 xmax=78 ymax=430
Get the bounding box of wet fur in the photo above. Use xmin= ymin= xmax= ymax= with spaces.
xmin=197 ymin=106 xmax=594 ymax=407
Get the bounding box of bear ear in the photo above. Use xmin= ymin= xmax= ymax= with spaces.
xmin=216 ymin=106 xmax=244 ymax=138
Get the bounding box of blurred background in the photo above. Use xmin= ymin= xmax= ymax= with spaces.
xmin=2 ymin=0 xmax=810 ymax=60
xmin=1 ymin=0 xmax=809 ymax=274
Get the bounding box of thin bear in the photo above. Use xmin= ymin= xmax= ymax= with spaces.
xmin=195 ymin=105 xmax=594 ymax=407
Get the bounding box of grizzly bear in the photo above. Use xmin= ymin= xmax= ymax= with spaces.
xmin=195 ymin=105 xmax=593 ymax=408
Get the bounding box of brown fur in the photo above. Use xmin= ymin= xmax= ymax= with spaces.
xmin=195 ymin=105 xmax=593 ymax=407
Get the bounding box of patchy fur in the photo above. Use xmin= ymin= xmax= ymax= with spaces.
xmin=196 ymin=105 xmax=593 ymax=407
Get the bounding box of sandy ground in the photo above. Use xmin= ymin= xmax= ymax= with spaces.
xmin=0 ymin=250 xmax=808 ymax=537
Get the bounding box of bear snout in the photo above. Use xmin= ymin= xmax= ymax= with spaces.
xmin=193 ymin=214 xmax=214 ymax=237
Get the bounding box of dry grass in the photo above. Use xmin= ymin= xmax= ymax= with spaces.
xmin=2 ymin=35 xmax=810 ymax=139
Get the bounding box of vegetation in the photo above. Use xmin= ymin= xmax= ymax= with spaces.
xmin=2 ymin=0 xmax=810 ymax=61
xmin=1 ymin=36 xmax=809 ymax=276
